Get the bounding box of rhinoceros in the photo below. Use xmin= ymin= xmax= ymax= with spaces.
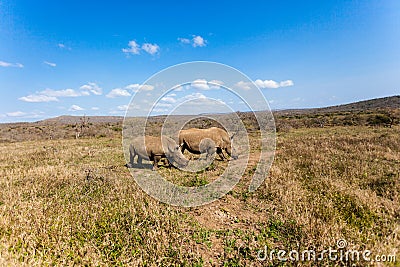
xmin=127 ymin=136 xmax=189 ymax=170
xmin=178 ymin=127 xmax=238 ymax=161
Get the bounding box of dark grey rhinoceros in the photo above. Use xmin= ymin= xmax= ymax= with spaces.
xmin=127 ymin=136 xmax=189 ymax=170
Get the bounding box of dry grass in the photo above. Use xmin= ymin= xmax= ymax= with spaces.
xmin=0 ymin=126 xmax=399 ymax=266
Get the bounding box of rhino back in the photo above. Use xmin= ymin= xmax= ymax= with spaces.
xmin=180 ymin=127 xmax=230 ymax=149
xmin=132 ymin=136 xmax=165 ymax=157
xmin=180 ymin=130 xmax=204 ymax=151
xmin=212 ymin=127 xmax=231 ymax=147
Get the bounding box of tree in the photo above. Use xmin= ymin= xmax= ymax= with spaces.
xmin=75 ymin=115 xmax=90 ymax=139
xmin=380 ymin=108 xmax=400 ymax=128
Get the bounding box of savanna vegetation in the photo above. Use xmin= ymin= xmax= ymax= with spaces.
xmin=0 ymin=97 xmax=399 ymax=266
xmin=0 ymin=122 xmax=399 ymax=266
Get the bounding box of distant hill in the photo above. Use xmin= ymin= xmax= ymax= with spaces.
xmin=40 ymin=115 xmax=124 ymax=124
xmin=0 ymin=95 xmax=398 ymax=142
xmin=41 ymin=96 xmax=399 ymax=124
xmin=275 ymin=95 xmax=400 ymax=116
xmin=3 ymin=95 xmax=400 ymax=126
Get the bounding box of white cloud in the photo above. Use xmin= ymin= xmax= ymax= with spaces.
xmin=209 ymin=80 xmax=223 ymax=89
xmin=110 ymin=104 xmax=140 ymax=114
xmin=19 ymin=95 xmax=58 ymax=102
xmin=189 ymin=79 xmax=223 ymax=90
xmin=161 ymin=96 xmax=177 ymax=103
xmin=122 ymin=40 xmax=141 ymax=55
xmin=139 ymin=84 xmax=155 ymax=91
xmin=254 ymin=79 xmax=279 ymax=89
xmin=152 ymin=108 xmax=169 ymax=113
xmin=6 ymin=111 xmax=27 ymax=117
xmin=192 ymin=35 xmax=206 ymax=47
xmin=80 ymin=82 xmax=102 ymax=95
xmin=106 ymin=88 xmax=131 ymax=98
xmin=191 ymin=79 xmax=209 ymax=90
xmin=182 ymin=92 xmax=207 ymax=101
xmin=91 ymin=107 xmax=99 ymax=110
xmin=236 ymin=79 xmax=295 ymax=90
xmin=43 ymin=61 xmax=56 ymax=67
xmin=168 ymin=80 xmax=223 ymax=92
xmin=209 ymin=80 xmax=224 ymax=85
xmin=40 ymin=88 xmax=81 ymax=97
xmin=0 ymin=61 xmax=24 ymax=68
xmin=19 ymin=83 xmax=103 ymax=104
xmin=156 ymin=93 xmax=209 ymax=111
xmin=255 ymin=79 xmax=294 ymax=88
xmin=18 ymin=88 xmax=88 ymax=103
xmin=125 ymin=83 xmax=154 ymax=92
xmin=58 ymin=43 xmax=71 ymax=50
xmin=279 ymin=80 xmax=294 ymax=87
xmin=141 ymin=43 xmax=160 ymax=55
xmin=69 ymin=105 xmax=84 ymax=111
xmin=178 ymin=37 xmax=190 ymax=44
xmin=235 ymin=81 xmax=252 ymax=90
xmin=4 ymin=110 xmax=45 ymax=120
xmin=150 ymin=92 xmax=229 ymax=115
xmin=125 ymin=84 xmax=140 ymax=91
xmin=117 ymin=105 xmax=129 ymax=111
xmin=179 ymin=94 xmax=227 ymax=114
xmin=123 ymin=40 xmax=160 ymax=56
xmin=177 ymin=35 xmax=207 ymax=47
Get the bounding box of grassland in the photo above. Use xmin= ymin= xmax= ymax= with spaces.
xmin=0 ymin=125 xmax=399 ymax=266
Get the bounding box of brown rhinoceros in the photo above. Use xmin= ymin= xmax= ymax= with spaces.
xmin=178 ymin=127 xmax=238 ymax=161
xmin=127 ymin=136 xmax=189 ymax=170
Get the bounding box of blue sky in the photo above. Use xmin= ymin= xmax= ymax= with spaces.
xmin=0 ymin=0 xmax=399 ymax=122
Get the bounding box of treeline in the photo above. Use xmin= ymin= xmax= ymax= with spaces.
xmin=233 ymin=108 xmax=400 ymax=132
xmin=1 ymin=108 xmax=398 ymax=142
xmin=273 ymin=108 xmax=400 ymax=132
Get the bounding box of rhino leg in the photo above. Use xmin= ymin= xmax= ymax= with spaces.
xmin=126 ymin=145 xmax=136 ymax=168
xmin=180 ymin=142 xmax=187 ymax=154
xmin=216 ymin=147 xmax=226 ymax=160
xmin=162 ymin=158 xmax=171 ymax=167
xmin=205 ymin=146 xmax=216 ymax=161
xmin=129 ymin=151 xmax=135 ymax=165
xmin=153 ymin=155 xmax=161 ymax=171
xmin=137 ymin=156 xmax=143 ymax=165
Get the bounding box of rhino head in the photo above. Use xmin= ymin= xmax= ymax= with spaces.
xmin=164 ymin=141 xmax=189 ymax=168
